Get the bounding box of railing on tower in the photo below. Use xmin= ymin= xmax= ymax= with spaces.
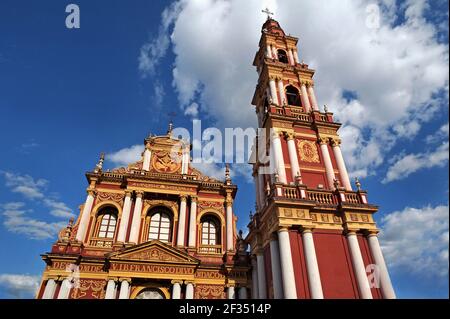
xmin=307 ymin=189 xmax=337 ymax=205
xmin=267 ymin=183 xmax=369 ymax=208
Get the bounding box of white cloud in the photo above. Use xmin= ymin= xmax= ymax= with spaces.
xmin=425 ymin=122 xmax=449 ymax=144
xmin=138 ymin=1 xmax=182 ymax=77
xmin=0 ymin=274 xmax=40 ymax=299
xmin=43 ymin=199 xmax=74 ymax=219
xmin=184 ymin=102 xmax=199 ymax=118
xmin=1 ymin=202 xmax=66 ymax=240
xmin=152 ymin=81 xmax=166 ymax=110
xmin=139 ymin=0 xmax=448 ymax=180
xmin=1 ymin=171 xmax=74 ymax=219
xmin=107 ymin=145 xmax=143 ymax=167
xmin=379 ymin=204 xmax=449 ymax=278
xmin=383 ymin=141 xmax=449 ymax=183
xmin=1 ymin=171 xmax=47 ymax=199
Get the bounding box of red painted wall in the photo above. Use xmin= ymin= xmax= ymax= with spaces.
xmin=281 ymin=137 xmax=293 ymax=183
xmin=263 ymin=244 xmax=274 ymax=298
xmin=313 ymin=230 xmax=359 ymax=298
xmin=125 ymin=201 xmax=136 ymax=242
xmin=301 ymin=170 xmax=328 ymax=189
xmin=289 ymin=230 xmax=311 ymax=298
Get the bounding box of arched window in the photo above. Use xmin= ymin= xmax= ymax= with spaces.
xmin=277 ymin=49 xmax=289 ymax=64
xmin=148 ymin=208 xmax=172 ymax=243
xmin=286 ymin=85 xmax=301 ymax=106
xmin=201 ymin=216 xmax=220 ymax=246
xmin=97 ymin=209 xmax=117 ymax=239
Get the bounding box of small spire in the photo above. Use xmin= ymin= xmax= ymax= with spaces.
xmin=355 ymin=177 xmax=362 ymax=191
xmin=225 ymin=164 xmax=231 ymax=184
xmin=94 ymin=152 xmax=105 ymax=173
xmin=266 ymin=181 xmax=271 ymax=195
xmin=295 ymin=171 xmax=302 ymax=185
xmin=333 ymin=178 xmax=340 ymax=190
xmin=167 ymin=121 xmax=174 ymax=136
xmin=324 ymin=105 xmax=328 ymax=113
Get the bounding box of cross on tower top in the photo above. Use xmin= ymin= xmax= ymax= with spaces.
xmin=262 ymin=7 xmax=274 ymax=20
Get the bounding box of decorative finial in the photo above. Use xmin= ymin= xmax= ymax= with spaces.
xmin=295 ymin=171 xmax=302 ymax=185
xmin=324 ymin=105 xmax=328 ymax=113
xmin=94 ymin=152 xmax=105 ymax=173
xmin=225 ymin=164 xmax=231 ymax=183
xmin=355 ymin=177 xmax=362 ymax=191
xmin=266 ymin=181 xmax=271 ymax=196
xmin=333 ymin=178 xmax=340 ymax=190
xmin=262 ymin=7 xmax=274 ymax=20
xmin=59 ymin=217 xmax=74 ymax=242
xmin=167 ymin=121 xmax=174 ymax=136
xmin=274 ymin=171 xmax=279 ymax=183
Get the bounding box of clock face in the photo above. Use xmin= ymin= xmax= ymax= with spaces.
xmin=151 ymin=151 xmax=182 ymax=173
xmin=297 ymin=140 xmax=320 ymax=163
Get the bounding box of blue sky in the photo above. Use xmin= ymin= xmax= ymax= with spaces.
xmin=0 ymin=0 xmax=448 ymax=299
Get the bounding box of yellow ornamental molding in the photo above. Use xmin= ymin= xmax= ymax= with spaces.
xmin=96 ymin=192 xmax=124 ymax=205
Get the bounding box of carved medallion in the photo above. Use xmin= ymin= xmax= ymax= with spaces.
xmin=297 ymin=140 xmax=320 ymax=163
xmin=151 ymin=151 xmax=182 ymax=174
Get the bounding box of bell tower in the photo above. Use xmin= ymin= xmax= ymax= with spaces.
xmin=246 ymin=15 xmax=396 ymax=299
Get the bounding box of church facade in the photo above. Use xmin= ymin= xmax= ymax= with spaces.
xmin=37 ymin=127 xmax=249 ymax=300
xmin=36 ymin=18 xmax=396 ymax=299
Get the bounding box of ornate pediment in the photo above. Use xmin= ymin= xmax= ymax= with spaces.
xmin=107 ymin=241 xmax=200 ymax=264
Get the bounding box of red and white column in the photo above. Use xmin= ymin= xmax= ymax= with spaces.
xmin=76 ymin=189 xmax=96 ymax=242
xmin=307 ymin=84 xmax=319 ymax=111
xmin=269 ymin=77 xmax=279 ymax=105
xmin=271 ymin=131 xmax=287 ymax=184
xmin=188 ymin=196 xmax=197 ymax=248
xmin=142 ymin=147 xmax=151 ymax=171
xmin=346 ymin=231 xmax=373 ymax=299
xmin=319 ymin=138 xmax=336 ymax=190
xmin=367 ymin=232 xmax=396 ymax=299
xmin=285 ymin=132 xmax=301 ymax=182
xmin=270 ymin=233 xmax=284 ymax=299
xmin=300 ymin=82 xmax=312 ymax=113
xmin=277 ymin=227 xmax=297 ymax=299
xmin=117 ymin=190 xmax=132 ymax=243
xmin=226 ymin=198 xmax=234 ymax=251
xmin=331 ymin=139 xmax=352 ymax=191
xmin=302 ymin=229 xmax=324 ymax=299
xmin=129 ymin=191 xmax=144 ymax=244
xmin=176 ymin=195 xmax=187 ymax=247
